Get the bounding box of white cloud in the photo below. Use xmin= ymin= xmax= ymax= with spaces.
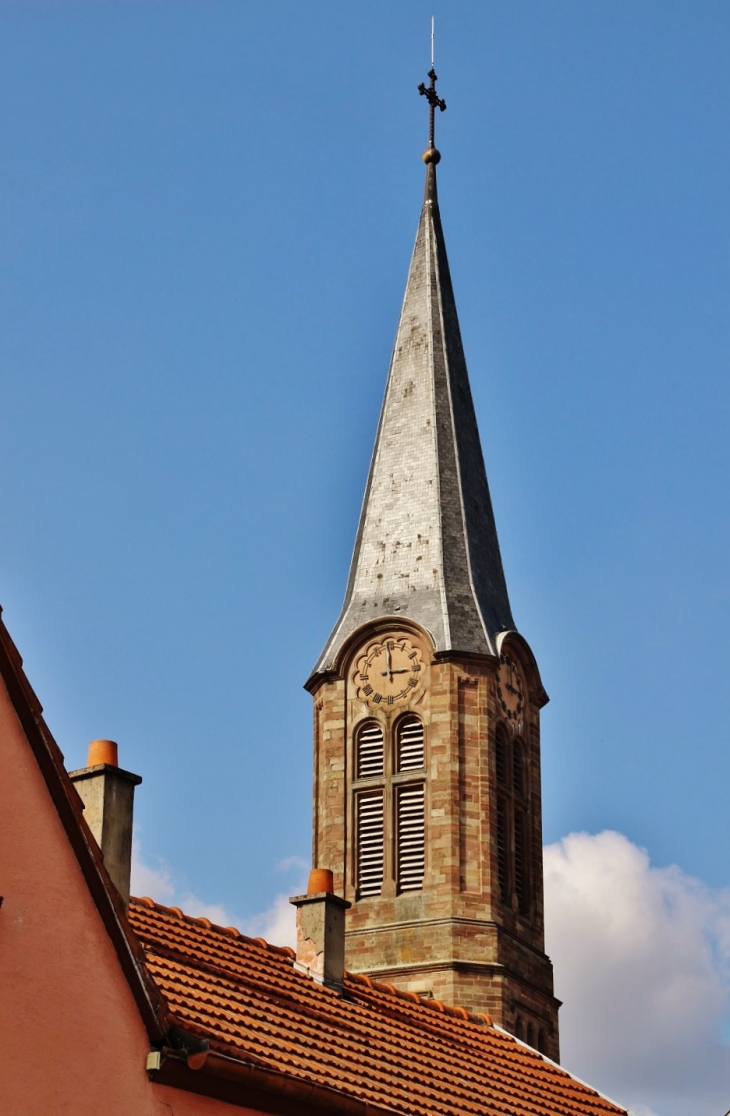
xmin=244 ymin=892 xmax=297 ymax=948
xmin=276 ymin=855 xmax=309 ymax=875
xmin=545 ymin=831 xmax=730 ymax=1116
xmin=131 ymin=842 xmax=236 ymax=927
xmin=130 ymin=840 xmax=301 ymax=948
xmin=177 ymin=894 xmax=234 ymax=927
xmin=242 ymin=858 xmax=307 ymax=947
xmin=130 ymin=844 xmax=175 ymax=903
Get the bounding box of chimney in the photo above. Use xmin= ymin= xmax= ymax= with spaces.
xmin=289 ymin=868 xmax=351 ymax=991
xmin=69 ymin=740 xmax=141 ymax=907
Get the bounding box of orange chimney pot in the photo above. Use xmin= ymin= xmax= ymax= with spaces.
xmin=87 ymin=739 xmax=118 ymax=768
xmin=307 ymin=868 xmax=334 ymax=895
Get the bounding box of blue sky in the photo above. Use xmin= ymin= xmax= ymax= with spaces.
xmin=1 ymin=4 xmax=729 ymax=1113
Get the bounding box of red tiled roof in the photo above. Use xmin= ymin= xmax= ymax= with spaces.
xmin=129 ymin=897 xmax=627 ymax=1116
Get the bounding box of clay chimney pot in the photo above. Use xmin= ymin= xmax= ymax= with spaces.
xmin=307 ymin=868 xmax=334 ymax=895
xmin=88 ymin=739 xmax=118 ymax=767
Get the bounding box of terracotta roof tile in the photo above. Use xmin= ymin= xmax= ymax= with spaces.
xmin=129 ymin=898 xmax=626 ymax=1116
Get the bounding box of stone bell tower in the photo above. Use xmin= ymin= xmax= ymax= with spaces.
xmin=305 ymin=68 xmax=560 ymax=1060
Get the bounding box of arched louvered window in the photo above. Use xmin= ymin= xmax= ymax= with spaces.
xmin=356 ymin=789 xmax=384 ymax=897
xmin=495 ymin=725 xmax=530 ymax=913
xmin=397 ymin=715 xmax=424 ymax=772
xmin=357 ymin=722 xmax=384 ymax=779
xmin=352 ymin=712 xmax=427 ymax=899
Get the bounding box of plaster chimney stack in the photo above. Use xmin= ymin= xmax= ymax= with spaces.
xmin=290 ymin=869 xmax=351 ymax=991
xmin=69 ymin=740 xmax=141 ymax=908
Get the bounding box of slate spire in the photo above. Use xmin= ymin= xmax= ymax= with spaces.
xmin=315 ymin=78 xmax=514 ymax=673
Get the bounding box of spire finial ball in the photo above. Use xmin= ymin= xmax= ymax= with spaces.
xmin=422 ymin=147 xmax=441 ymax=165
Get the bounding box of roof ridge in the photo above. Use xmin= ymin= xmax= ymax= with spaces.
xmin=345 ymin=969 xmax=492 ymax=1027
xmin=131 ymin=895 xmax=296 ymax=959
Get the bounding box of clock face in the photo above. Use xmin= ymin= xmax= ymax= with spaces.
xmin=497 ymin=652 xmax=524 ymax=721
xmin=354 ymin=637 xmax=423 ymax=707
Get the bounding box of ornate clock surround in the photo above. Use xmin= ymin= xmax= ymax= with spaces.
xmin=353 ymin=634 xmax=425 ymax=709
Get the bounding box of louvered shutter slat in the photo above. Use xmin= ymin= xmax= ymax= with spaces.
xmin=397 ymin=783 xmax=425 ymax=891
xmin=357 ymin=790 xmax=384 ymax=896
xmin=513 ymin=741 xmax=524 ymax=797
xmin=497 ymin=795 xmax=509 ymax=902
xmin=496 ymin=729 xmax=508 ymax=787
xmin=357 ymin=723 xmax=384 ymax=779
xmin=397 ymin=716 xmax=424 ymax=772
xmin=514 ymin=806 xmax=527 ymax=913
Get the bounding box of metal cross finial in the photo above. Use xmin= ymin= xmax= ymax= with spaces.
xmin=419 ymin=17 xmax=445 ymax=158
xmin=418 ymin=67 xmax=447 ymax=151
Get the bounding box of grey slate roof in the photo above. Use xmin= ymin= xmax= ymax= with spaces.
xmin=315 ymin=164 xmax=514 ymax=673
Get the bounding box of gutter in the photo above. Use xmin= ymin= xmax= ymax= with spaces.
xmin=151 ymin=1047 xmax=406 ymax=1116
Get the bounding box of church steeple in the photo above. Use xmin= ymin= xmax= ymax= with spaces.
xmin=316 ymin=75 xmax=513 ymax=674
xmin=306 ymin=67 xmax=560 ymax=1062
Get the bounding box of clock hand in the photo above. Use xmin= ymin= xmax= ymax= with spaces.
xmin=380 ymin=645 xmax=395 ymax=680
xmin=380 ymin=668 xmax=409 ymax=676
